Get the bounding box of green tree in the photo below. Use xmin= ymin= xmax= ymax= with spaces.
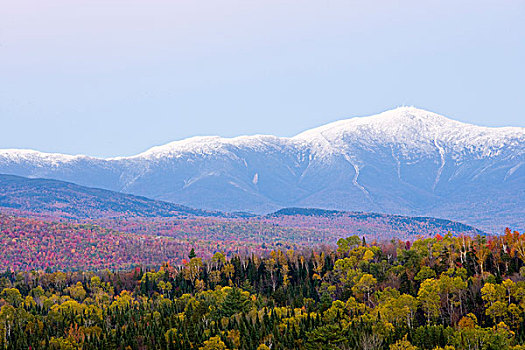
xmin=415 ymin=266 xmax=436 ymax=281
xmin=220 ymin=287 xmax=251 ymax=317
xmin=306 ymin=324 xmax=346 ymax=350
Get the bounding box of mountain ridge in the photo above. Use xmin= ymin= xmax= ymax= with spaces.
xmin=0 ymin=173 xmax=224 ymax=219
xmin=1 ymin=107 xmax=523 ymax=232
xmin=2 ymin=107 xmax=523 ymax=161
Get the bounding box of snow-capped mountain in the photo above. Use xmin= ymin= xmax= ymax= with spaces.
xmin=1 ymin=107 xmax=523 ymax=232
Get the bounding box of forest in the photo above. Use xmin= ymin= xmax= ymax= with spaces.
xmin=1 ymin=229 xmax=525 ymax=349
xmin=0 ymin=211 xmax=483 ymax=272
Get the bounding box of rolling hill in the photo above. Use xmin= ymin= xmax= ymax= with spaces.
xmin=0 ymin=173 xmax=222 ymax=219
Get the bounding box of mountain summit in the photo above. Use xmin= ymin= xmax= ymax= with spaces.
xmin=1 ymin=107 xmax=523 ymax=232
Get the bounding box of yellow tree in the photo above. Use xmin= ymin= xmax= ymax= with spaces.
xmin=352 ymin=274 xmax=377 ymax=304
xmin=0 ymin=288 xmax=23 ymax=307
xmin=513 ymin=232 xmax=525 ymax=263
xmin=377 ymin=289 xmax=418 ymax=328
xmin=200 ymin=336 xmax=228 ymax=350
xmin=481 ymin=283 xmax=506 ymax=324
xmin=67 ymin=282 xmax=87 ymax=302
xmin=473 ymin=235 xmax=490 ymax=275
xmin=222 ymin=263 xmax=235 ymax=286
xmin=438 ymin=273 xmax=467 ymax=324
xmin=389 ymin=335 xmax=418 ymax=350
xmin=210 ymin=252 xmax=226 ymax=272
xmin=0 ymin=305 xmax=16 ymax=344
xmin=183 ymin=258 xmax=203 ymax=285
xmin=418 ymin=279 xmax=440 ymax=323
xmin=265 ymin=258 xmax=278 ymax=292
xmin=312 ymin=252 xmax=325 ymax=280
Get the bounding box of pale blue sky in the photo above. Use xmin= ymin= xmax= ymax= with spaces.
xmin=1 ymin=0 xmax=524 ymax=157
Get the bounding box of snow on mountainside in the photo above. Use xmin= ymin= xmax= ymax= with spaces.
xmin=0 ymin=149 xmax=84 ymax=164
xmin=0 ymin=107 xmax=523 ymax=233
xmin=128 ymin=135 xmax=305 ymax=160
xmin=294 ymin=108 xmax=523 ymax=158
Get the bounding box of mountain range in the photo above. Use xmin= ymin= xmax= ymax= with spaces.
xmin=0 ymin=174 xmax=484 ymax=249
xmin=1 ymin=107 xmax=523 ymax=232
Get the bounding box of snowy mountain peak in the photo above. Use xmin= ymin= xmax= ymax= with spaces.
xmin=294 ymin=107 xmax=451 ymax=136
xmin=295 ymin=106 xmax=521 ymax=138
xmin=293 ymin=107 xmax=524 ymax=158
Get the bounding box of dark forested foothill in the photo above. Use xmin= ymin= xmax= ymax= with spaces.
xmin=1 ymin=229 xmax=525 ymax=349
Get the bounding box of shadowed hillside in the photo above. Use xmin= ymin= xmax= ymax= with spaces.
xmin=0 ymin=174 xmax=222 ymax=219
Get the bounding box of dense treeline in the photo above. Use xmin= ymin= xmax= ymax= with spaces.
xmin=2 ymin=229 xmax=525 ymax=349
xmin=0 ymin=214 xmax=198 ymax=271
xmin=2 ymin=212 xmax=481 ymax=272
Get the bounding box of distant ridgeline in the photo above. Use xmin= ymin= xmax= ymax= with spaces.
xmin=267 ymin=207 xmax=484 ymax=237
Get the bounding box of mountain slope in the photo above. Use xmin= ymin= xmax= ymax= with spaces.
xmin=0 ymin=107 xmax=523 ymax=232
xmin=0 ymin=174 xmax=221 ymax=219
xmin=0 ymin=174 xmax=484 ymax=241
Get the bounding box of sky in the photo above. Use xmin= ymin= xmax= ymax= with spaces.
xmin=1 ymin=0 xmax=524 ymax=158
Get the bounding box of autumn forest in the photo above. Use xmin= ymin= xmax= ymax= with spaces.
xmin=1 ymin=229 xmax=525 ymax=349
